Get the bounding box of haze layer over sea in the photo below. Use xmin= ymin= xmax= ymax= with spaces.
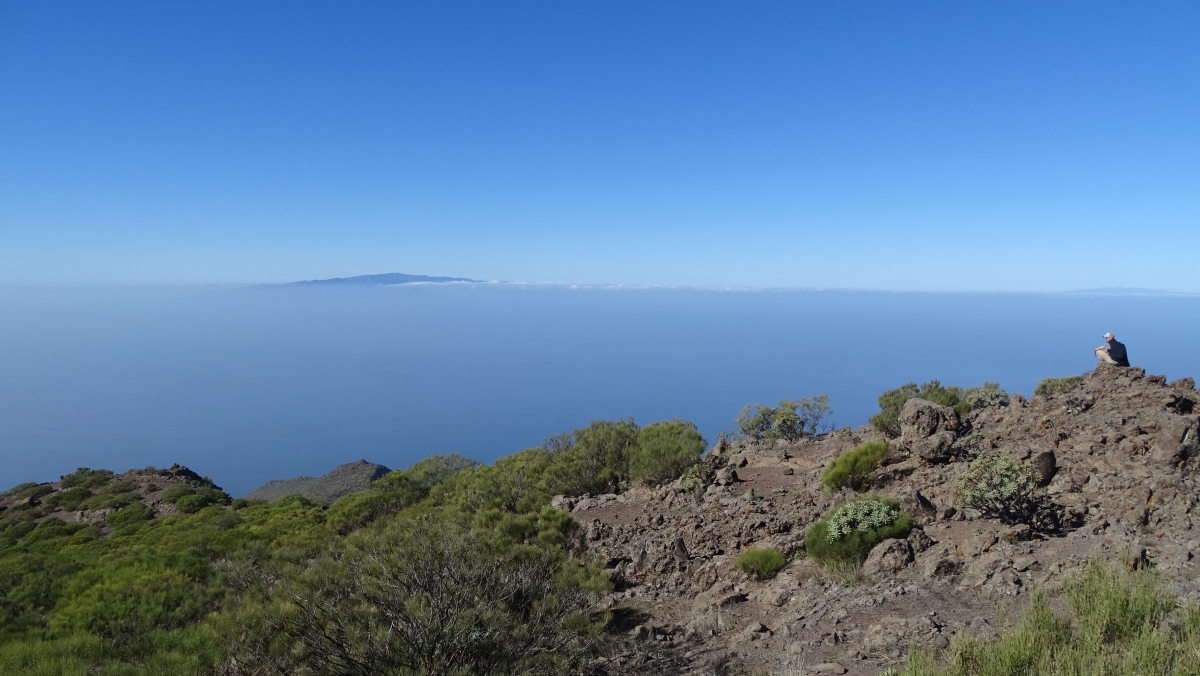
xmin=2 ymin=283 xmax=1197 ymax=496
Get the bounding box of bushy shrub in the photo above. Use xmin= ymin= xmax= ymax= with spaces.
xmin=823 ymin=441 xmax=889 ymax=491
xmin=956 ymin=454 xmax=1041 ymax=524
xmin=542 ymin=418 xmax=640 ymax=496
xmin=735 ymin=546 xmax=786 ymax=580
xmin=105 ymin=502 xmax=153 ymax=527
xmin=327 ymin=490 xmax=420 ymax=535
xmin=680 ymin=463 xmax=715 ymax=491
xmin=80 ymin=492 xmax=139 ymax=511
xmin=43 ymin=487 xmax=93 ymax=512
xmin=159 ymin=484 xmax=194 ymax=504
xmin=163 ymin=485 xmax=230 ymax=513
xmin=395 ymin=453 xmax=478 ymax=492
xmin=871 ymin=381 xmax=970 ymax=438
xmin=889 ymin=560 xmax=1200 ymax=676
xmin=4 ymin=482 xmax=40 ymax=498
xmin=7 ymin=483 xmax=54 ymax=502
xmin=805 ymin=495 xmax=912 ymax=566
xmin=628 ymin=419 xmax=707 ymax=484
xmin=735 ymin=395 xmax=830 ymax=443
xmin=1035 ymin=376 xmax=1082 ymax=397
xmin=59 ymin=468 xmax=113 ymax=490
xmin=963 ymin=382 xmax=1010 ymax=409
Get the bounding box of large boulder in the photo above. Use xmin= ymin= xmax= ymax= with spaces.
xmin=898 ymin=399 xmax=962 ymax=463
xmin=899 ymin=399 xmax=960 ymax=441
xmin=863 ymin=538 xmax=913 ymax=577
xmin=1151 ymin=416 xmax=1200 ymax=468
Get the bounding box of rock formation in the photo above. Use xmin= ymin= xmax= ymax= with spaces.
xmin=243 ymin=459 xmax=390 ymax=503
xmin=570 ymin=366 xmax=1199 ymax=674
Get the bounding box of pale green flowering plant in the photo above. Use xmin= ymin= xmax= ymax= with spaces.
xmin=824 ymin=495 xmax=901 ymax=542
xmin=957 ymin=454 xmax=1042 ymax=524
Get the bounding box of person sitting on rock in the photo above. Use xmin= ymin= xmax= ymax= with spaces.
xmin=1095 ymin=332 xmax=1130 ymax=367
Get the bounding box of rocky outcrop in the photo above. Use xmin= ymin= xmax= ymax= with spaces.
xmin=568 ymin=366 xmax=1200 ymax=675
xmin=244 ymin=459 xmax=391 ymax=503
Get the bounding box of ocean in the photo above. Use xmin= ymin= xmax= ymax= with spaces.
xmin=2 ymin=283 xmax=1197 ymax=496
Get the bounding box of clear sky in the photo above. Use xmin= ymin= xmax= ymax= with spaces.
xmin=2 ymin=2 xmax=1197 ymax=291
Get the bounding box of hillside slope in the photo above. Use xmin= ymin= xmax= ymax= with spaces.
xmin=568 ymin=365 xmax=1199 ymax=675
xmin=243 ymin=459 xmax=390 ymax=503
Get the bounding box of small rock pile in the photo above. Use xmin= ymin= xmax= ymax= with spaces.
xmin=566 ymin=366 xmax=1199 ymax=675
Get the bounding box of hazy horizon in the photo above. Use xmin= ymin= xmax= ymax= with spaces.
xmin=3 ymin=284 xmax=1197 ymax=496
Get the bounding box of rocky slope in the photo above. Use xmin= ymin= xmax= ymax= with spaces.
xmin=243 ymin=459 xmax=390 ymax=502
xmin=565 ymin=365 xmax=1199 ymax=675
xmin=0 ymin=464 xmax=228 ymax=527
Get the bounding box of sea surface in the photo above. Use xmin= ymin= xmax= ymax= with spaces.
xmin=2 ymin=284 xmax=1197 ymax=496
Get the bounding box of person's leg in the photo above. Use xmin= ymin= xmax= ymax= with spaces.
xmin=1095 ymin=348 xmax=1118 ymax=365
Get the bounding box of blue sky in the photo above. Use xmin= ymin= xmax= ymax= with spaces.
xmin=1 ymin=2 xmax=1197 ymax=291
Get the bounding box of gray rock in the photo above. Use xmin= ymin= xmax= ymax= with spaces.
xmin=863 ymin=538 xmax=913 ymax=577
xmin=908 ymin=528 xmax=936 ymax=554
xmin=913 ymin=430 xmax=957 ymax=463
xmin=1151 ymin=416 xmax=1199 ymax=467
xmin=673 ymin=537 xmax=690 ymax=565
xmin=899 ymin=399 xmax=960 ymax=441
xmin=810 ymin=663 xmax=847 ymax=675
xmin=1031 ymin=451 xmax=1057 ymax=486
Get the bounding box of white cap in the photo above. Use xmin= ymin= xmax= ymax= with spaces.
xmin=1103 ymin=332 xmax=1114 ymax=340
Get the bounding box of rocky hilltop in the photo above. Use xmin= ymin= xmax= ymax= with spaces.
xmin=243 ymin=459 xmax=391 ymax=503
xmin=563 ymin=365 xmax=1199 ymax=675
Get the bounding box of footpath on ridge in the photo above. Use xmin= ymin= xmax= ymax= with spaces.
xmin=560 ymin=365 xmax=1200 ymax=675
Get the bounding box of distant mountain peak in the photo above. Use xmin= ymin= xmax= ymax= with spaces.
xmin=243 ymin=460 xmax=391 ymax=502
xmin=292 ymin=273 xmax=481 ymax=286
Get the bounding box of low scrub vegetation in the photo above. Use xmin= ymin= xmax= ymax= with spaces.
xmin=822 ymin=440 xmax=889 ymax=491
xmin=963 ymin=382 xmax=1010 ymax=409
xmin=956 ymin=454 xmax=1041 ymax=525
xmin=628 ymin=419 xmax=707 ymax=484
xmin=1035 ymin=375 xmax=1083 ymax=397
xmin=0 ymin=413 xmax=719 ymax=674
xmin=890 ymin=560 xmax=1200 ymax=676
xmin=805 ymin=494 xmax=912 ymax=566
xmin=735 ymin=546 xmax=786 ymax=581
xmin=735 ymin=395 xmax=830 ymax=443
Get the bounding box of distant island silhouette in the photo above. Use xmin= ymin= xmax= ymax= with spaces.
xmin=292 ymin=273 xmax=481 ymax=285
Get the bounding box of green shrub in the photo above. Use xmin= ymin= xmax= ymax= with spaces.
xmin=105 ymin=502 xmax=153 ymax=527
xmin=173 ymin=487 xmax=230 ymax=514
xmin=963 ymin=382 xmax=1010 ymax=409
xmin=160 ymin=484 xmax=195 ymax=504
xmin=823 ymin=441 xmax=889 ymax=491
xmin=4 ymin=482 xmax=40 ymax=498
xmin=7 ymin=483 xmax=54 ymax=502
xmin=871 ymin=381 xmax=970 ymax=438
xmin=59 ymin=468 xmax=113 ymax=490
xmin=1035 ymin=376 xmax=1083 ymax=397
xmin=735 ymin=395 xmax=830 ymax=442
xmin=735 ymin=547 xmax=787 ymax=580
xmin=80 ymin=492 xmax=139 ymax=511
xmin=956 ymin=454 xmax=1041 ymax=525
xmin=680 ymin=463 xmax=715 ymax=491
xmin=542 ymin=418 xmax=640 ymax=496
xmin=628 ymin=419 xmax=707 ymax=484
xmin=327 ymin=490 xmax=420 ymax=535
xmin=42 ymin=487 xmax=93 ymax=512
xmin=805 ymin=495 xmax=912 ymax=566
xmin=99 ymin=479 xmax=137 ymax=495
xmin=890 ymin=560 xmax=1200 ymax=676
